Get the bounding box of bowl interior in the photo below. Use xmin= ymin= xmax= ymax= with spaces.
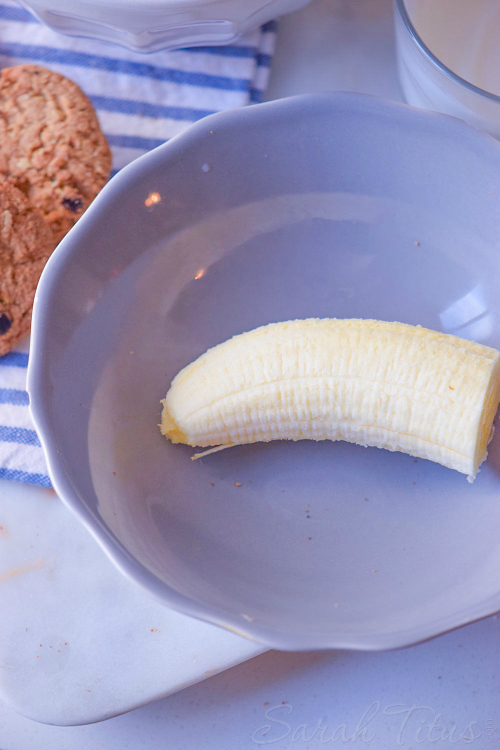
xmin=32 ymin=94 xmax=500 ymax=649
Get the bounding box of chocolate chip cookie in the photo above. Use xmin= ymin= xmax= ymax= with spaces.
xmin=0 ymin=64 xmax=111 ymax=244
xmin=0 ymin=182 xmax=55 ymax=356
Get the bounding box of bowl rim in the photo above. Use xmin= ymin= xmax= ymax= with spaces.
xmin=394 ymin=0 xmax=500 ymax=104
xmin=27 ymin=90 xmax=500 ymax=651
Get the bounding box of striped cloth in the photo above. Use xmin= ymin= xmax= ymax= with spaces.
xmin=0 ymin=0 xmax=277 ymax=488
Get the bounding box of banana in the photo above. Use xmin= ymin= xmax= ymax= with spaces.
xmin=160 ymin=319 xmax=500 ymax=480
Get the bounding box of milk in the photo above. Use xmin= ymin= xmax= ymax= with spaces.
xmin=395 ymin=0 xmax=500 ymax=138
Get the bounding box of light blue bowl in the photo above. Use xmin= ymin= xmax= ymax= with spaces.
xmin=28 ymin=93 xmax=500 ymax=650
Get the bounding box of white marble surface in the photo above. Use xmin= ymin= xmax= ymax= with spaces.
xmin=266 ymin=0 xmax=402 ymax=102
xmin=0 ymin=480 xmax=264 ymax=726
xmin=0 ymin=614 xmax=499 ymax=748
xmin=2 ymin=0 xmax=499 ymax=746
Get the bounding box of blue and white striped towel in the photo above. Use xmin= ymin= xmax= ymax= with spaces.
xmin=0 ymin=0 xmax=277 ymax=488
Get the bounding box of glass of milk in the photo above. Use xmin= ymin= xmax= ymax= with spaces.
xmin=394 ymin=0 xmax=500 ymax=138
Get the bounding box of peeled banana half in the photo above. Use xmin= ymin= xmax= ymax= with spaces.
xmin=160 ymin=318 xmax=500 ymax=481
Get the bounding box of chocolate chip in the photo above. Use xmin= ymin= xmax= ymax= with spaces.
xmin=0 ymin=313 xmax=11 ymax=335
xmin=62 ymin=197 xmax=83 ymax=213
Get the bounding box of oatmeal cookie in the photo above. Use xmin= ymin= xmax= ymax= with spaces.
xmin=0 ymin=64 xmax=111 ymax=244
xmin=0 ymin=182 xmax=55 ymax=356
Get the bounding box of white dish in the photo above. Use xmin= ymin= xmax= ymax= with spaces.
xmin=21 ymin=0 xmax=311 ymax=52
xmin=29 ymin=92 xmax=500 ymax=651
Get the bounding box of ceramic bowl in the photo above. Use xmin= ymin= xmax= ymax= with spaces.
xmin=28 ymin=93 xmax=500 ymax=650
xmin=20 ymin=0 xmax=311 ymax=52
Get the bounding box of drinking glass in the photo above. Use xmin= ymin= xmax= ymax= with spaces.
xmin=394 ymin=0 xmax=500 ymax=139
